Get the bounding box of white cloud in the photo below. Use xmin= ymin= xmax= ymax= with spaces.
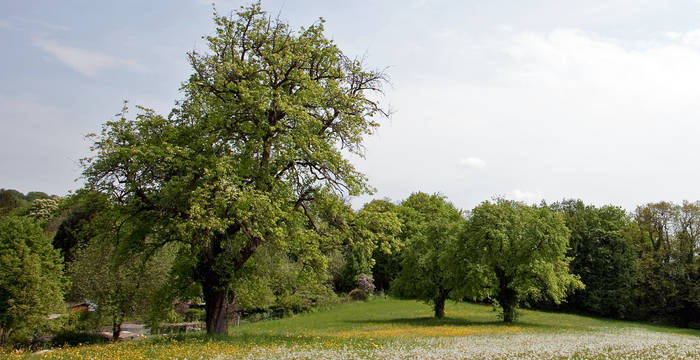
xmin=369 ymin=27 xmax=700 ymax=210
xmin=459 ymin=157 xmax=486 ymax=169
xmin=511 ymin=189 xmax=543 ymax=202
xmin=33 ymin=38 xmax=149 ymax=76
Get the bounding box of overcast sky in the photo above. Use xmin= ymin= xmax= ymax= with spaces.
xmin=3 ymin=0 xmax=700 ymax=211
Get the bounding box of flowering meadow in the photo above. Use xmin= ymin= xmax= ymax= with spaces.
xmin=5 ymin=298 xmax=699 ymax=359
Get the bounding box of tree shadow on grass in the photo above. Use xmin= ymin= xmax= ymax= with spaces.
xmin=344 ymin=316 xmax=555 ymax=330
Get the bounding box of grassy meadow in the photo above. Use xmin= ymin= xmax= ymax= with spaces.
xmin=6 ymin=298 xmax=700 ymax=359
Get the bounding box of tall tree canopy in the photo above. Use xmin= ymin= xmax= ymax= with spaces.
xmin=551 ymin=200 xmax=638 ymax=318
xmin=461 ymin=199 xmax=583 ymax=322
xmin=634 ymin=201 xmax=700 ymax=327
xmin=391 ymin=193 xmax=465 ymax=318
xmin=82 ymin=3 xmax=387 ymax=335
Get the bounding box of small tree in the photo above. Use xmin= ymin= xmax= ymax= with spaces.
xmin=69 ymin=237 xmax=174 ymax=340
xmin=461 ymin=199 xmax=583 ymax=322
xmin=0 ymin=216 xmax=67 ymax=345
xmin=391 ymin=193 xmax=465 ymax=318
xmin=66 ymin=200 xmax=175 ymax=340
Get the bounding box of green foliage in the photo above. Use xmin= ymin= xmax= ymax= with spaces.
xmin=633 ymin=201 xmax=700 ymax=327
xmin=50 ymin=330 xmax=106 ymax=347
xmin=549 ymin=200 xmax=638 ymax=318
xmin=66 ymin=200 xmax=176 ymax=338
xmin=461 ymin=199 xmax=583 ymax=322
xmin=25 ymin=192 xmax=50 ymax=202
xmin=368 ymin=200 xmax=404 ymax=292
xmin=184 ymin=308 xmax=206 ymax=322
xmin=0 ymin=189 xmax=55 ymax=219
xmin=321 ymin=198 xmax=401 ymax=292
xmin=27 ymin=197 xmax=64 ymax=237
xmin=52 ymin=191 xmax=110 ymax=264
xmin=391 ymin=193 xmax=465 ymax=318
xmin=231 ymin=242 xmax=338 ymax=315
xmin=0 ymin=190 xmax=21 ymax=216
xmin=0 ymin=216 xmax=67 ymax=345
xmin=81 ymin=3 xmax=387 ymax=334
xmin=348 ymin=288 xmax=369 ymax=301
xmin=68 ymin=235 xmax=176 ymax=338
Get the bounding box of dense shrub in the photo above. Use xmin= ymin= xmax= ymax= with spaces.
xmin=349 ymin=289 xmax=369 ymax=301
xmin=184 ymin=308 xmax=206 ymax=322
xmin=51 ymin=330 xmax=105 ymax=347
xmin=0 ymin=216 xmax=67 ymax=345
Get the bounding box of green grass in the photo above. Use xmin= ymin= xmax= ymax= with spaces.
xmin=6 ymin=298 xmax=699 ymax=359
xmin=229 ymin=297 xmax=698 ymax=337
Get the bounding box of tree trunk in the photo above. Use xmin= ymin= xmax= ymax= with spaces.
xmin=496 ymin=268 xmax=518 ymax=323
xmin=434 ymin=292 xmax=447 ymax=318
xmin=198 ymin=225 xmax=255 ymax=336
xmin=204 ymin=285 xmax=228 ymax=335
xmin=500 ymin=296 xmax=517 ymax=323
xmin=112 ymin=312 xmax=122 ymax=341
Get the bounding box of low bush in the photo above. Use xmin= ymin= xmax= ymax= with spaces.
xmin=184 ymin=308 xmax=205 ymax=322
xmin=51 ymin=330 xmax=105 ymax=347
xmin=349 ymin=288 xmax=369 ymax=301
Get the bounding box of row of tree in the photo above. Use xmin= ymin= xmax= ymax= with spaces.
xmin=389 ymin=194 xmax=582 ymax=322
xmin=370 ymin=197 xmax=700 ymax=327
xmin=558 ymin=200 xmax=700 ymax=327
xmin=2 ymin=185 xmax=697 ymax=346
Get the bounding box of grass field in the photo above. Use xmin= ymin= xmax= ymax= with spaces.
xmin=6 ymin=298 xmax=700 ymax=359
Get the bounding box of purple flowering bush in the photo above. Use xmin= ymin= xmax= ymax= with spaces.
xmin=349 ymin=274 xmax=375 ymax=301
xmin=357 ymin=274 xmax=376 ymax=294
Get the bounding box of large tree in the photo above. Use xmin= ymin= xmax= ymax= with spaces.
xmin=82 ymin=3 xmax=387 ymax=335
xmin=551 ymin=200 xmax=638 ymax=318
xmin=634 ymin=201 xmax=700 ymax=327
xmin=461 ymin=199 xmax=583 ymax=322
xmin=391 ymin=193 xmax=465 ymax=318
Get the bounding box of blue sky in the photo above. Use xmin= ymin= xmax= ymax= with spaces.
xmin=3 ymin=0 xmax=700 ymax=211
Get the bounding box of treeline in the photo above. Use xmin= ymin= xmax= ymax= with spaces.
xmin=368 ymin=196 xmax=699 ymax=328
xmin=546 ymin=200 xmax=700 ymax=327
xmin=372 ymin=197 xmax=700 ymax=328
xmin=2 ymin=186 xmax=697 ymax=347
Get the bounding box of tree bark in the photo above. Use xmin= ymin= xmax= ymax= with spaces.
xmin=434 ymin=292 xmax=447 ymax=318
xmin=196 ymin=225 xmax=257 ymax=336
xmin=500 ymin=296 xmax=517 ymax=323
xmin=203 ymin=285 xmax=228 ymax=335
xmin=112 ymin=312 xmax=122 ymax=341
xmin=198 ymin=230 xmax=230 ymax=336
xmin=495 ymin=268 xmax=518 ymax=323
